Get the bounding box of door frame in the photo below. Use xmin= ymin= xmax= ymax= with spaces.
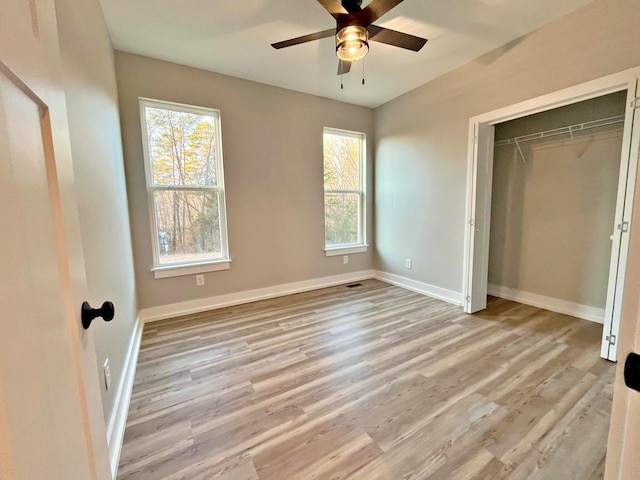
xmin=462 ymin=66 xmax=640 ymax=361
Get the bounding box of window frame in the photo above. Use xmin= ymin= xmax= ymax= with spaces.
xmin=323 ymin=127 xmax=368 ymax=255
xmin=139 ymin=98 xmax=231 ymax=278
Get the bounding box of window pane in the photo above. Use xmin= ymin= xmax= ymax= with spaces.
xmin=153 ymin=189 xmax=223 ymax=264
xmin=323 ymin=132 xmax=360 ymax=190
xmin=145 ymin=107 xmax=219 ymax=187
xmin=325 ymin=192 xmax=360 ymax=246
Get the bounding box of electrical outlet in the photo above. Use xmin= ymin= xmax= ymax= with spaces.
xmin=405 ymin=258 xmax=412 ymax=269
xmin=343 ymin=255 xmax=349 ymax=265
xmin=196 ymin=274 xmax=205 ymax=286
xmin=103 ymin=359 xmax=111 ymax=391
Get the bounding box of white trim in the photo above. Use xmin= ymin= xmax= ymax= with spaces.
xmin=325 ymin=245 xmax=368 ymax=256
xmin=152 ymin=259 xmax=231 ymax=279
xmin=107 ymin=315 xmax=143 ymax=480
xmin=323 ymin=126 xmax=366 ymax=138
xmin=141 ymin=270 xmax=377 ymax=322
xmin=488 ymin=284 xmax=605 ymax=324
xmin=374 ymin=270 xmax=463 ymax=306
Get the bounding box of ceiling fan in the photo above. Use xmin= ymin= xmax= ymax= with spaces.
xmin=271 ymin=0 xmax=428 ymax=75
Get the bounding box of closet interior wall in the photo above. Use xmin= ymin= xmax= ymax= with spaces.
xmin=488 ymin=91 xmax=627 ymax=320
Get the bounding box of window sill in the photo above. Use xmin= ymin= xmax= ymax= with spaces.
xmin=325 ymin=245 xmax=369 ymax=256
xmin=151 ymin=259 xmax=231 ymax=279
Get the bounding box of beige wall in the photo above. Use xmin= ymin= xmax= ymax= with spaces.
xmin=114 ymin=52 xmax=375 ymax=309
xmin=374 ymin=0 xmax=640 ymax=295
xmin=55 ymin=0 xmax=138 ymax=425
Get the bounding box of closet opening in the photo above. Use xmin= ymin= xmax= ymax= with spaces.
xmin=463 ymin=68 xmax=640 ymax=361
xmin=489 ymin=92 xmax=625 ymax=336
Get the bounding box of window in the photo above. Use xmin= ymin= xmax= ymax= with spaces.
xmin=139 ymin=98 xmax=230 ymax=278
xmin=323 ymin=127 xmax=367 ymax=255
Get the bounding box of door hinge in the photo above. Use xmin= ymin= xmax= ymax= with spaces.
xmin=472 ymin=136 xmax=478 ymax=146
xmin=631 ymin=97 xmax=640 ymax=110
xmin=465 ymin=295 xmax=471 ymax=304
xmin=618 ymin=221 xmax=630 ymax=233
xmin=606 ymin=334 xmax=617 ymax=346
xmin=468 ymin=218 xmax=475 ymax=227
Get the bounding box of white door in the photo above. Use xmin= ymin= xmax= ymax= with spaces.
xmin=0 ymin=0 xmax=110 ymax=478
xmin=464 ymin=122 xmax=495 ymax=313
xmin=602 ymin=83 xmax=640 ymax=361
xmin=604 ymin=122 xmax=640 ymax=478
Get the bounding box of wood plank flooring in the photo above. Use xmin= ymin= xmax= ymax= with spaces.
xmin=118 ymin=279 xmax=615 ymax=479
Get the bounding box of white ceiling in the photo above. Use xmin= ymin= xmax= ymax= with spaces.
xmin=100 ymin=0 xmax=593 ymax=108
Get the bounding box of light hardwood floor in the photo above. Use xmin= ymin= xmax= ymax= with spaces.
xmin=118 ymin=279 xmax=615 ymax=479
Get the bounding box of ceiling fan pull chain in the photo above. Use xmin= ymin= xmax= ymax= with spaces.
xmin=362 ymin=59 xmax=365 ymax=86
xmin=341 ymin=74 xmax=344 ymax=90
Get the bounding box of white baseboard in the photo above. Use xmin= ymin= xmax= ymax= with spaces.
xmin=107 ymin=314 xmax=143 ymax=479
xmin=487 ymin=284 xmax=605 ymax=324
xmin=374 ymin=270 xmax=463 ymax=306
xmin=141 ymin=270 xmax=378 ymax=323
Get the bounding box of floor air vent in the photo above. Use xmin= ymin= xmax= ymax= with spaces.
xmin=346 ymin=283 xmax=363 ymax=288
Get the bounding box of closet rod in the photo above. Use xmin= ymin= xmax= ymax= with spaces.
xmin=494 ymin=114 xmax=625 ymax=148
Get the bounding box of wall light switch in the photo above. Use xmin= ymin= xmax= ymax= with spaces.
xmin=196 ymin=274 xmax=205 ymax=286
xmin=343 ymin=255 xmax=349 ymax=265
xmin=405 ymin=258 xmax=412 ymax=269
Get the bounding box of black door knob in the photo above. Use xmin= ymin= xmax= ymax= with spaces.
xmin=82 ymin=301 xmax=115 ymax=330
xmin=625 ymin=352 xmax=640 ymax=392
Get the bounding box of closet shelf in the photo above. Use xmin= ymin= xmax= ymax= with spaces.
xmin=495 ymin=115 xmax=625 ymax=147
xmin=494 ymin=114 xmax=625 ymax=165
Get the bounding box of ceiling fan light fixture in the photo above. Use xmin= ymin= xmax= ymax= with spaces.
xmin=336 ymin=25 xmax=369 ymax=62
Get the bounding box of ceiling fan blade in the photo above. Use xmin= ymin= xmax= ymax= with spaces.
xmin=337 ymin=59 xmax=352 ymax=75
xmin=317 ymin=0 xmax=349 ymax=18
xmin=360 ymin=0 xmax=404 ymax=23
xmin=368 ymin=25 xmax=427 ymax=51
xmin=271 ymin=29 xmax=336 ymax=49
